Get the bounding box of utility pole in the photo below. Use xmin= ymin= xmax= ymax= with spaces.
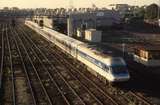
xmin=158 ymin=0 xmax=160 ymax=27
xmin=67 ymin=0 xmax=74 ymax=37
xmin=134 ymin=0 xmax=137 ymax=17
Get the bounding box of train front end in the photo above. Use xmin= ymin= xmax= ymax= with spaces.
xmin=107 ymin=58 xmax=130 ymax=82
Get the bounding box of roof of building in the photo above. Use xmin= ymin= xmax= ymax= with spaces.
xmin=85 ymin=29 xmax=102 ymax=33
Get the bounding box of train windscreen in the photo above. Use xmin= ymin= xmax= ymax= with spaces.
xmin=111 ymin=66 xmax=128 ymax=75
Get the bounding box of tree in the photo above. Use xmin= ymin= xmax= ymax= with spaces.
xmin=12 ymin=7 xmax=19 ymax=11
xmin=145 ymin=3 xmax=158 ymax=19
xmin=3 ymin=7 xmax=9 ymax=11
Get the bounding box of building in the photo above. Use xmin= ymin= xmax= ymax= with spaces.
xmin=85 ymin=29 xmax=102 ymax=42
xmin=115 ymin=4 xmax=129 ymax=12
xmin=109 ymin=4 xmax=131 ymax=17
xmin=77 ymin=28 xmax=84 ymax=38
xmin=67 ymin=10 xmax=121 ymax=36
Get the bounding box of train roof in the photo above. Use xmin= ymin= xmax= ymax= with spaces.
xmin=43 ymin=27 xmax=114 ymax=59
xmin=26 ymin=21 xmax=84 ymax=46
xmin=42 ymin=27 xmax=84 ymax=46
xmin=43 ymin=27 xmax=119 ymax=58
xmin=43 ymin=27 xmax=120 ymax=61
xmin=78 ymin=44 xmax=126 ymax=65
xmin=84 ymin=43 xmax=122 ymax=57
xmin=79 ymin=44 xmax=120 ymax=59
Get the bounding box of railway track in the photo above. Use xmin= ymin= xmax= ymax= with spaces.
xmin=22 ymin=24 xmax=156 ymax=105
xmin=5 ymin=24 xmax=16 ymax=105
xmin=47 ymin=42 xmax=153 ymax=105
xmin=9 ymin=24 xmax=38 ymax=105
xmin=1 ymin=24 xmax=36 ymax=105
xmin=0 ymin=24 xmax=5 ymax=103
xmin=11 ymin=25 xmax=66 ymax=105
xmin=18 ymin=24 xmax=116 ymax=105
xmin=0 ymin=24 xmax=4 ymax=88
xmin=21 ymin=25 xmax=130 ymax=105
xmin=15 ymin=24 xmax=92 ymax=105
xmin=99 ymin=41 xmax=158 ymax=105
xmin=1 ymin=24 xmax=17 ymax=105
xmin=127 ymin=61 xmax=160 ymax=105
xmin=0 ymin=21 xmax=156 ymax=105
xmin=98 ymin=42 xmax=158 ymax=105
xmin=1 ymin=23 xmax=65 ymax=105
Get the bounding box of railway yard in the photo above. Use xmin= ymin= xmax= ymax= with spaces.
xmin=0 ymin=19 xmax=160 ymax=105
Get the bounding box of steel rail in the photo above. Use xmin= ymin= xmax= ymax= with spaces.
xmin=0 ymin=24 xmax=5 ymax=104
xmin=17 ymin=25 xmax=86 ymax=105
xmin=19 ymin=26 xmax=105 ymax=105
xmin=0 ymin=24 xmax=5 ymax=89
xmin=5 ymin=24 xmax=16 ymax=105
xmin=21 ymin=24 xmax=120 ymax=105
xmin=12 ymin=26 xmax=53 ymax=105
xmin=9 ymin=25 xmax=37 ymax=105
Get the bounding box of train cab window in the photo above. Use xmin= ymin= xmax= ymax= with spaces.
xmin=111 ymin=66 xmax=128 ymax=75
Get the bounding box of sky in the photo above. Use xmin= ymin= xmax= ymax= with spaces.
xmin=0 ymin=0 xmax=159 ymax=9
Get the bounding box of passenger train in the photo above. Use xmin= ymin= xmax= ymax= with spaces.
xmin=25 ymin=20 xmax=130 ymax=83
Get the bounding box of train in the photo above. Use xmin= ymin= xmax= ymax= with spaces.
xmin=25 ymin=20 xmax=130 ymax=83
xmin=133 ymin=45 xmax=160 ymax=67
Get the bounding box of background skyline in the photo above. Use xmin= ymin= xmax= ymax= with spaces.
xmin=0 ymin=0 xmax=159 ymax=9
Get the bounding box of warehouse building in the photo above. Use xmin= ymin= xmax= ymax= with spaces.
xmin=85 ymin=29 xmax=102 ymax=42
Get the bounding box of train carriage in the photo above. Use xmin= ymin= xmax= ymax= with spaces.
xmin=41 ymin=27 xmax=83 ymax=58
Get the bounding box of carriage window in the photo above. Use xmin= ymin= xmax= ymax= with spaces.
xmin=111 ymin=66 xmax=128 ymax=74
xmin=104 ymin=65 xmax=109 ymax=72
xmin=78 ymin=50 xmax=110 ymax=70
